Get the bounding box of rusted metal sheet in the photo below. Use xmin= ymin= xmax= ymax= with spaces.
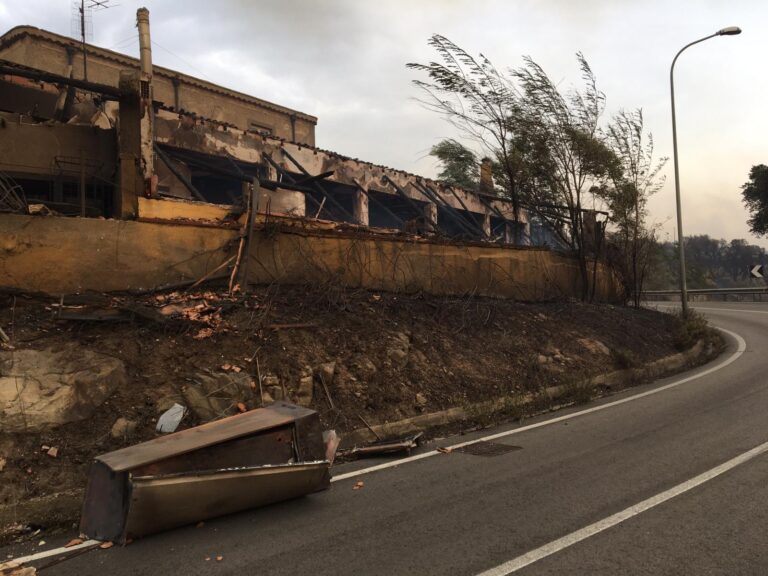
xmin=343 ymin=432 xmax=423 ymax=459
xmin=80 ymin=401 xmax=333 ymax=543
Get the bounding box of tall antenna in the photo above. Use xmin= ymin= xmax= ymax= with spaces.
xmin=71 ymin=0 xmax=114 ymax=81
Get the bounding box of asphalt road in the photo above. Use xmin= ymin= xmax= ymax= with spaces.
xmin=4 ymin=302 xmax=768 ymax=575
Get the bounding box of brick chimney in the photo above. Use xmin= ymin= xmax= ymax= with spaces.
xmin=479 ymin=157 xmax=494 ymax=194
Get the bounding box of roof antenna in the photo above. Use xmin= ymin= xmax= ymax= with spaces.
xmin=71 ymin=0 xmax=114 ymax=81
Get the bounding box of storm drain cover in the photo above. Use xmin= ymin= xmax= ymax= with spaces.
xmin=455 ymin=441 xmax=522 ymax=457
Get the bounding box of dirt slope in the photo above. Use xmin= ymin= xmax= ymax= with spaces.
xmin=0 ymin=284 xmax=691 ymax=537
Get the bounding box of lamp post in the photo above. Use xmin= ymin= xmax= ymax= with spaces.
xmin=670 ymin=26 xmax=741 ymax=316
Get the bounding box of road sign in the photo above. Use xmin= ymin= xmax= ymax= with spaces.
xmin=750 ymin=265 xmax=764 ymax=278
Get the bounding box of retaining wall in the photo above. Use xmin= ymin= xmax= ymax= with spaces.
xmin=0 ymin=213 xmax=622 ymax=300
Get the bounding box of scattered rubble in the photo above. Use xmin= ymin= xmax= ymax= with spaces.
xmin=295 ymin=366 xmax=314 ymax=407
xmin=579 ymin=338 xmax=611 ymax=356
xmin=182 ymin=371 xmax=254 ymax=420
xmin=343 ymin=432 xmax=422 ymax=459
xmin=155 ymin=403 xmax=186 ymax=433
xmin=110 ymin=418 xmax=137 ymax=439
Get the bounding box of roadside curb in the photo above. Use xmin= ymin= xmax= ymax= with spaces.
xmin=340 ymin=338 xmax=716 ymax=448
xmin=0 ymin=489 xmax=82 ymax=544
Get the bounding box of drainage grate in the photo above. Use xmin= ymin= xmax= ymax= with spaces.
xmin=455 ymin=441 xmax=522 ymax=457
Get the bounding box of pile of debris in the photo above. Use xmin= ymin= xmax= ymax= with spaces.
xmin=53 ymin=289 xmax=239 ymax=340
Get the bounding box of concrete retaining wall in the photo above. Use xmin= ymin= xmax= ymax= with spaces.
xmin=0 ymin=213 xmax=621 ymax=300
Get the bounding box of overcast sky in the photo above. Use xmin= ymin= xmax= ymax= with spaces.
xmin=2 ymin=0 xmax=765 ymax=246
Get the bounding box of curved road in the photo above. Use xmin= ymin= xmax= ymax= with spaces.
xmin=4 ymin=302 xmax=768 ymax=575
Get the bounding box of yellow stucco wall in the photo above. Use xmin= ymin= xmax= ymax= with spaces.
xmin=0 ymin=214 xmax=621 ymax=301
xmin=247 ymin=229 xmax=619 ymax=301
xmin=0 ymin=214 xmax=236 ymax=293
xmin=137 ymin=197 xmax=235 ymax=222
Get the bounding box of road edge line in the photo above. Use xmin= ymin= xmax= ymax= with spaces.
xmin=332 ymin=327 xmax=746 ymax=483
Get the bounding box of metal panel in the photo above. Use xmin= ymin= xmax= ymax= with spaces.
xmin=79 ymin=461 xmax=130 ymax=542
xmin=80 ymin=402 xmax=333 ymax=543
xmin=98 ymin=401 xmax=317 ymax=472
xmin=130 ymin=426 xmax=296 ymax=477
xmin=124 ymin=462 xmax=329 ymax=539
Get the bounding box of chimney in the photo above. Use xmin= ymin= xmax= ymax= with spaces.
xmin=136 ymin=7 xmax=155 ymax=194
xmin=137 ymin=8 xmax=153 ymax=78
xmin=479 ymin=157 xmax=494 ymax=194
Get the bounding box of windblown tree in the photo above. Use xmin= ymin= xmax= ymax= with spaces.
xmin=407 ymin=35 xmax=527 ymax=240
xmin=409 ymin=37 xmax=640 ymax=301
xmin=512 ymin=53 xmax=621 ymax=299
xmin=602 ymin=109 xmax=667 ymax=307
xmin=741 ymin=164 xmax=768 ymax=236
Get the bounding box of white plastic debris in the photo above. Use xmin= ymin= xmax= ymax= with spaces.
xmin=156 ymin=403 xmax=186 ymax=433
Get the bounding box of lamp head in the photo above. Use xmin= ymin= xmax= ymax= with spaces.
xmin=717 ymin=26 xmax=742 ymax=36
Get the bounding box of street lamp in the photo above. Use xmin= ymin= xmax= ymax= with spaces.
xmin=670 ymin=26 xmax=741 ymax=316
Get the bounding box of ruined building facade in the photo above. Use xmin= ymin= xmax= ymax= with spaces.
xmin=0 ymin=11 xmax=620 ymax=301
xmin=0 ymin=19 xmax=533 ymax=243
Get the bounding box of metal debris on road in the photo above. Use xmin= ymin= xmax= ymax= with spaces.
xmin=80 ymin=402 xmax=337 ymax=543
xmin=343 ymin=432 xmax=423 ymax=459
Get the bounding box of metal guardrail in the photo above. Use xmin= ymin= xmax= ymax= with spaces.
xmin=644 ymin=287 xmax=768 ymax=296
xmin=643 ymin=287 xmax=768 ymax=304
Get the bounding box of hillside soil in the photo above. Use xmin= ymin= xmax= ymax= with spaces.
xmin=0 ymin=283 xmax=705 ymax=540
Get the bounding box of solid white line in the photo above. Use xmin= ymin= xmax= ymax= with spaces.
xmin=475 ymin=438 xmax=768 ymax=575
xmin=8 ymin=329 xmax=745 ymax=566
xmin=0 ymin=540 xmax=100 ymax=568
xmin=332 ymin=327 xmax=746 ymax=483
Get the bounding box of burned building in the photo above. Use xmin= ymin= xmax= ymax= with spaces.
xmin=0 ymin=12 xmax=531 ymax=242
xmin=0 ymin=9 xmax=619 ymax=301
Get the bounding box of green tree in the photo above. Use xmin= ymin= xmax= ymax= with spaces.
xmin=409 ymin=37 xmax=630 ymax=301
xmin=601 ymin=109 xmax=667 ymax=306
xmin=741 ymin=164 xmax=768 ymax=236
xmin=429 ymin=139 xmax=479 ymax=189
xmin=513 ymin=53 xmax=621 ymax=300
xmin=725 ymin=239 xmax=765 ymax=282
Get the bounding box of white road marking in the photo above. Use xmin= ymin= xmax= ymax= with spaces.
xmin=6 ymin=328 xmax=746 ymax=567
xmin=475 ymin=438 xmax=768 ymax=575
xmin=0 ymin=540 xmax=100 ymax=568
xmin=333 ymin=327 xmax=746 ymax=483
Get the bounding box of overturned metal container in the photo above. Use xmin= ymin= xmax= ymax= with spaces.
xmin=80 ymin=401 xmax=334 ymax=543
